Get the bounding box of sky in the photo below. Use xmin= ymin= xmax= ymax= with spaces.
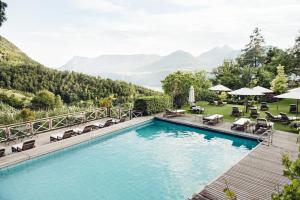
xmin=0 ymin=0 xmax=300 ymax=68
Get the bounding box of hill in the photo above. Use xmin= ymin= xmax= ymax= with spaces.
xmin=59 ymin=47 xmax=239 ymax=88
xmin=0 ymin=36 xmax=39 ymax=66
xmin=0 ymin=35 xmax=158 ymax=104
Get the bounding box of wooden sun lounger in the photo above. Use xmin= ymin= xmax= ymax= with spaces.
xmin=164 ymin=109 xmax=185 ymax=118
xmin=231 ymin=118 xmax=250 ymax=131
xmin=11 ymin=139 xmax=35 ymax=152
xmin=203 ymin=114 xmax=223 ymax=125
xmin=93 ymin=119 xmax=113 ymax=128
xmin=73 ymin=125 xmax=97 ymax=135
xmin=0 ymin=148 xmax=5 ymax=157
xmin=280 ymin=112 xmax=300 ymax=123
xmin=50 ymin=130 xmax=74 ymax=142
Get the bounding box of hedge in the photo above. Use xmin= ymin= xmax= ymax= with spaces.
xmin=134 ymin=95 xmax=172 ymax=115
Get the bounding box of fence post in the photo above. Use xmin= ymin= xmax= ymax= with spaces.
xmin=119 ymin=108 xmax=121 ymax=119
xmin=130 ymin=110 xmax=132 ymax=120
xmin=49 ymin=118 xmax=53 ymax=130
xmin=5 ymin=126 xmax=11 ymax=138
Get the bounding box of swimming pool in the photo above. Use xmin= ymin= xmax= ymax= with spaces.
xmin=0 ymin=119 xmax=258 ymax=200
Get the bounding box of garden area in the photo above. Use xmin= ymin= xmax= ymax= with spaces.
xmin=183 ymin=99 xmax=299 ymax=133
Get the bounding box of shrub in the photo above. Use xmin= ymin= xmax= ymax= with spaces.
xmin=18 ymin=108 xmax=35 ymax=121
xmin=134 ymin=95 xmax=172 ymax=115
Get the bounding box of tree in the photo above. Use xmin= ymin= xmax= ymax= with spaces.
xmin=18 ymin=108 xmax=35 ymax=121
xmin=0 ymin=0 xmax=7 ymax=27
xmin=238 ymin=28 xmax=266 ymax=68
xmin=99 ymin=96 xmax=113 ymax=108
xmin=271 ymin=65 xmax=288 ymax=94
xmin=161 ymin=71 xmax=211 ymax=108
xmin=272 ymin=147 xmax=300 ymax=199
xmin=54 ymin=95 xmax=63 ymax=108
xmin=31 ymin=90 xmax=57 ymax=110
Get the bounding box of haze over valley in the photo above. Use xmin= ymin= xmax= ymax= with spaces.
xmin=60 ymin=46 xmax=240 ymax=90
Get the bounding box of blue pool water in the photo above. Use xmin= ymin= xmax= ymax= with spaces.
xmin=0 ymin=119 xmax=258 ymax=200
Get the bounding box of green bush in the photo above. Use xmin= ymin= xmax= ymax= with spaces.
xmin=134 ymin=96 xmax=172 ymax=115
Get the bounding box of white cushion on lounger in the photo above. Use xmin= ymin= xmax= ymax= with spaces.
xmin=73 ymin=128 xmax=83 ymax=133
xmin=175 ymin=109 xmax=185 ymax=113
xmin=12 ymin=143 xmax=23 ymax=149
xmin=50 ymin=133 xmax=64 ymax=139
xmin=204 ymin=115 xmax=218 ymax=120
xmin=234 ymin=118 xmax=250 ymax=126
xmin=93 ymin=122 xmax=104 ymax=127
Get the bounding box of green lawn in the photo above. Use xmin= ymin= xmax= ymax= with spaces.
xmin=183 ymin=99 xmax=299 ymax=133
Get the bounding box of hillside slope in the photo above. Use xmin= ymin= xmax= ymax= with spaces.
xmin=0 ymin=36 xmax=39 ymax=66
xmin=0 ymin=35 xmax=157 ymax=104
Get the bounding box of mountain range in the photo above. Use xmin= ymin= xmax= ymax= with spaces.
xmin=60 ymin=46 xmax=240 ymax=90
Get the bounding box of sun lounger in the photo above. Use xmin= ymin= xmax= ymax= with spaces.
xmin=0 ymin=148 xmax=5 ymax=157
xmin=203 ymin=114 xmax=223 ymax=125
xmin=114 ymin=115 xmax=127 ymax=124
xmin=11 ymin=139 xmax=35 ymax=152
xmin=50 ymin=130 xmax=74 ymax=142
xmin=260 ymin=102 xmax=269 ymax=111
xmin=164 ymin=109 xmax=185 ymax=118
xmin=73 ymin=125 xmax=97 ymax=135
xmin=250 ymin=107 xmax=260 ymax=118
xmin=265 ymin=112 xmax=281 ymax=122
xmin=231 ymin=107 xmax=243 ymax=117
xmin=253 ymin=118 xmax=273 ymax=134
xmin=93 ymin=119 xmax=113 ymax=128
xmin=190 ymin=105 xmax=205 ymax=114
xmin=231 ymin=118 xmax=250 ymax=131
xmin=280 ymin=112 xmax=300 ymax=123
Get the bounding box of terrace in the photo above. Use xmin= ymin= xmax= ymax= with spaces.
xmin=0 ymin=110 xmax=298 ymax=199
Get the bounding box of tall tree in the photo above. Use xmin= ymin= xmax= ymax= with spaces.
xmin=271 ymin=65 xmax=288 ymax=94
xmin=238 ymin=28 xmax=266 ymax=68
xmin=0 ymin=0 xmax=7 ymax=27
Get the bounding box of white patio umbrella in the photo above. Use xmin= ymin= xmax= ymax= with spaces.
xmin=229 ymin=88 xmax=264 ymax=112
xmin=188 ymin=85 xmax=195 ymax=105
xmin=229 ymin=88 xmax=264 ymax=96
xmin=209 ymin=84 xmax=232 ymax=92
xmin=289 ymin=87 xmax=300 ymax=93
xmin=275 ymin=91 xmax=300 ymax=114
xmin=253 ymin=86 xmax=273 ymax=94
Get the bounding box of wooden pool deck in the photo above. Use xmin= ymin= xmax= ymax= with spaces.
xmin=157 ymin=114 xmax=299 ymax=200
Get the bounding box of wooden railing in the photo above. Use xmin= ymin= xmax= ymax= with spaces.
xmin=0 ymin=107 xmax=143 ymax=143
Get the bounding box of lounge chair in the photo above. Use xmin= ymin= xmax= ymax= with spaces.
xmin=253 ymin=118 xmax=273 ymax=134
xmin=50 ymin=130 xmax=74 ymax=142
xmin=190 ymin=105 xmax=205 ymax=114
xmin=73 ymin=125 xmax=97 ymax=135
xmin=164 ymin=109 xmax=185 ymax=118
xmin=203 ymin=114 xmax=223 ymax=125
xmin=231 ymin=106 xmax=243 ymax=117
xmin=250 ymin=108 xmax=260 ymax=118
xmin=11 ymin=139 xmax=35 ymax=152
xmin=0 ymin=148 xmax=5 ymax=157
xmin=260 ymin=102 xmax=269 ymax=111
xmin=265 ymin=112 xmax=281 ymax=122
xmin=93 ymin=119 xmax=113 ymax=128
xmin=280 ymin=112 xmax=300 ymax=124
xmin=231 ymin=118 xmax=250 ymax=131
xmin=114 ymin=115 xmax=127 ymax=124
xmin=289 ymin=104 xmax=297 ymax=114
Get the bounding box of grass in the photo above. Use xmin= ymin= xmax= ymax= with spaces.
xmin=183 ymin=99 xmax=299 ymax=133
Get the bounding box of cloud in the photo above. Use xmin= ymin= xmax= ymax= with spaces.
xmin=1 ymin=0 xmax=300 ymax=67
xmin=73 ymin=0 xmax=124 ymax=12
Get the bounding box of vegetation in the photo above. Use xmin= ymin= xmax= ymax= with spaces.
xmin=18 ymin=108 xmax=35 ymax=121
xmin=271 ymin=65 xmax=288 ymax=94
xmin=0 ymin=0 xmax=7 ymax=27
xmin=31 ymin=90 xmax=62 ymax=110
xmin=161 ymin=71 xmax=211 ymax=108
xmin=272 ymin=147 xmax=300 ymax=199
xmin=99 ymin=96 xmax=113 ymax=108
xmin=134 ymin=95 xmax=172 ymax=115
xmin=213 ymin=28 xmax=300 ymax=89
